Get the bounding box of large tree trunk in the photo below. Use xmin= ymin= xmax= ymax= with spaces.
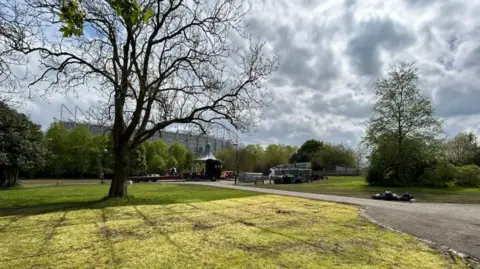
xmin=108 ymin=146 xmax=129 ymax=198
xmin=0 ymin=166 xmax=19 ymax=188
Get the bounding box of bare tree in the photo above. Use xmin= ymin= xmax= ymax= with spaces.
xmin=0 ymin=1 xmax=25 ymax=106
xmin=1 ymin=0 xmax=278 ymax=197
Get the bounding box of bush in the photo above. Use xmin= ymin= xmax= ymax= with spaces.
xmin=454 ymin=165 xmax=480 ymax=187
xmin=365 ymin=165 xmax=386 ymax=186
xmin=419 ymin=162 xmax=456 ymax=187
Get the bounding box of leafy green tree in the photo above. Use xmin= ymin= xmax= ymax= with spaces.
xmin=68 ymin=125 xmax=93 ymax=178
xmin=144 ymin=140 xmax=169 ymax=173
xmin=318 ymin=143 xmax=356 ymax=168
xmin=148 ymin=155 xmax=166 ymax=174
xmin=45 ymin=122 xmax=70 ymax=178
xmin=90 ymin=134 xmax=112 ymax=178
xmin=216 ymin=147 xmax=236 ymax=171
xmin=0 ymin=102 xmax=46 ymax=187
xmin=145 ymin=140 xmax=168 ymax=161
xmin=166 ymin=156 xmax=178 ymax=170
xmin=184 ymin=150 xmax=194 ymax=172
xmin=365 ymin=63 xmax=442 ymax=186
xmin=454 ymin=165 xmax=480 ymax=187
xmin=169 ymin=142 xmax=187 ymax=170
xmin=366 ymin=134 xmax=437 ymax=186
xmin=445 ymin=132 xmax=479 ymax=166
xmin=294 ymin=139 xmax=324 ymax=162
xmin=472 ymin=151 xmax=480 ymax=167
xmin=129 ymin=143 xmax=147 ymax=176
xmin=243 ymin=144 xmax=264 ymax=171
xmin=264 ymin=144 xmax=297 ymax=171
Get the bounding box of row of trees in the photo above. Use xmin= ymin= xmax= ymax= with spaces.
xmin=215 ymin=139 xmax=358 ymax=174
xmin=0 ymin=108 xmax=197 ymax=187
xmin=43 ymin=123 xmax=195 ymax=179
xmin=365 ymin=63 xmax=480 ymax=187
xmin=1 ymin=96 xmax=358 ymax=187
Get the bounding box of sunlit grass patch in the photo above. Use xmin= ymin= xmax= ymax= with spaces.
xmin=62 ymin=209 xmax=103 ymax=226
xmin=46 ymin=223 xmax=104 ymax=252
xmin=102 ymin=206 xmax=141 ymax=221
xmin=0 ymin=194 xmax=469 ymax=268
xmin=0 ymin=225 xmax=45 ymax=260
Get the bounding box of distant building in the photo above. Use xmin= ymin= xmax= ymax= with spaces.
xmin=327 ymin=165 xmax=357 ymax=172
xmin=60 ymin=121 xmax=233 ymax=155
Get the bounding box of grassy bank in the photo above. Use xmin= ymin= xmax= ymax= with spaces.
xmin=255 ymin=176 xmax=480 ymax=203
xmin=0 ymin=184 xmax=468 ymax=268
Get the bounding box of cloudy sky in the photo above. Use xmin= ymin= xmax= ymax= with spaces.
xmin=22 ymin=0 xmax=480 ymax=147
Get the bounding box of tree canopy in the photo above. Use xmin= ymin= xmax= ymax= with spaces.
xmin=444 ymin=132 xmax=479 ymax=166
xmin=0 ymin=102 xmax=45 ymax=187
xmin=365 ymin=63 xmax=444 ymax=186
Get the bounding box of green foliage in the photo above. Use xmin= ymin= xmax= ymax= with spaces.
xmin=217 ymin=141 xmax=357 ymax=173
xmin=90 ymin=134 xmax=113 ymax=176
xmin=0 ymin=102 xmax=46 ymax=187
xmin=419 ymin=162 xmax=456 ymax=187
xmin=445 ymin=132 xmax=479 ymax=166
xmin=454 ymin=165 xmax=480 ymax=187
xmin=216 ymin=147 xmax=236 ymax=170
xmin=294 ymin=139 xmax=324 ymax=162
xmin=144 ymin=140 xmax=169 ymax=173
xmin=68 ymin=124 xmax=93 ymax=177
xmin=45 ymin=122 xmax=70 ymax=177
xmin=148 ymin=155 xmax=166 ymax=174
xmin=366 ymin=134 xmax=440 ymax=186
xmin=264 ymin=144 xmax=297 ymax=170
xmin=58 ymin=0 xmax=154 ymax=37
xmin=168 ymin=142 xmax=187 ymax=169
xmin=473 ymin=151 xmax=480 ymax=167
xmin=292 ymin=139 xmax=355 ymax=170
xmin=365 ymin=63 xmax=443 ymax=187
xmin=166 ymin=155 xmax=178 ymax=169
xmin=313 ymin=143 xmax=356 ymax=169
xmin=58 ymin=0 xmax=86 ymax=37
xmin=216 ymin=144 xmax=297 ymax=173
xmin=184 ymin=150 xmax=194 ymax=171
xmin=129 ymin=143 xmax=147 ymax=175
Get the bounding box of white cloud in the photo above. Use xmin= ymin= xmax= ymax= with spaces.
xmin=15 ymin=0 xmax=480 ymax=147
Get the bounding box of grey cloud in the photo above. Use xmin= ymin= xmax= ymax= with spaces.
xmin=277 ymin=47 xmax=316 ymax=86
xmin=245 ymin=17 xmax=277 ymax=41
xmin=434 ymin=82 xmax=480 ymax=117
xmin=241 ymin=118 xmax=361 ymax=147
xmin=309 ymin=92 xmax=372 ymax=119
xmin=459 ymin=45 xmax=480 ymax=70
xmin=347 ymin=17 xmax=417 ymax=76
xmin=344 ymin=0 xmax=355 ymax=7
xmin=246 ymin=16 xmax=339 ymax=90
xmin=404 ymin=0 xmax=438 ymax=8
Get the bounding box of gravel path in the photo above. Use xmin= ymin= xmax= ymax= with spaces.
xmin=182 ymin=181 xmax=480 ymax=259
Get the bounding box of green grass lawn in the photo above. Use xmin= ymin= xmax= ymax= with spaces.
xmin=255 ymin=176 xmax=480 ymax=203
xmin=0 ymin=184 xmax=471 ymax=268
xmin=0 ymin=183 xmax=259 ymax=215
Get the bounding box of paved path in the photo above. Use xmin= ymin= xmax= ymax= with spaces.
xmin=183 ymin=181 xmax=480 ymax=259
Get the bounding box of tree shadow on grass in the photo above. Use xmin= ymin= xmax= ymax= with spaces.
xmin=0 ymin=197 xmax=185 ymax=217
xmin=0 ymin=192 xmax=264 ymax=217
